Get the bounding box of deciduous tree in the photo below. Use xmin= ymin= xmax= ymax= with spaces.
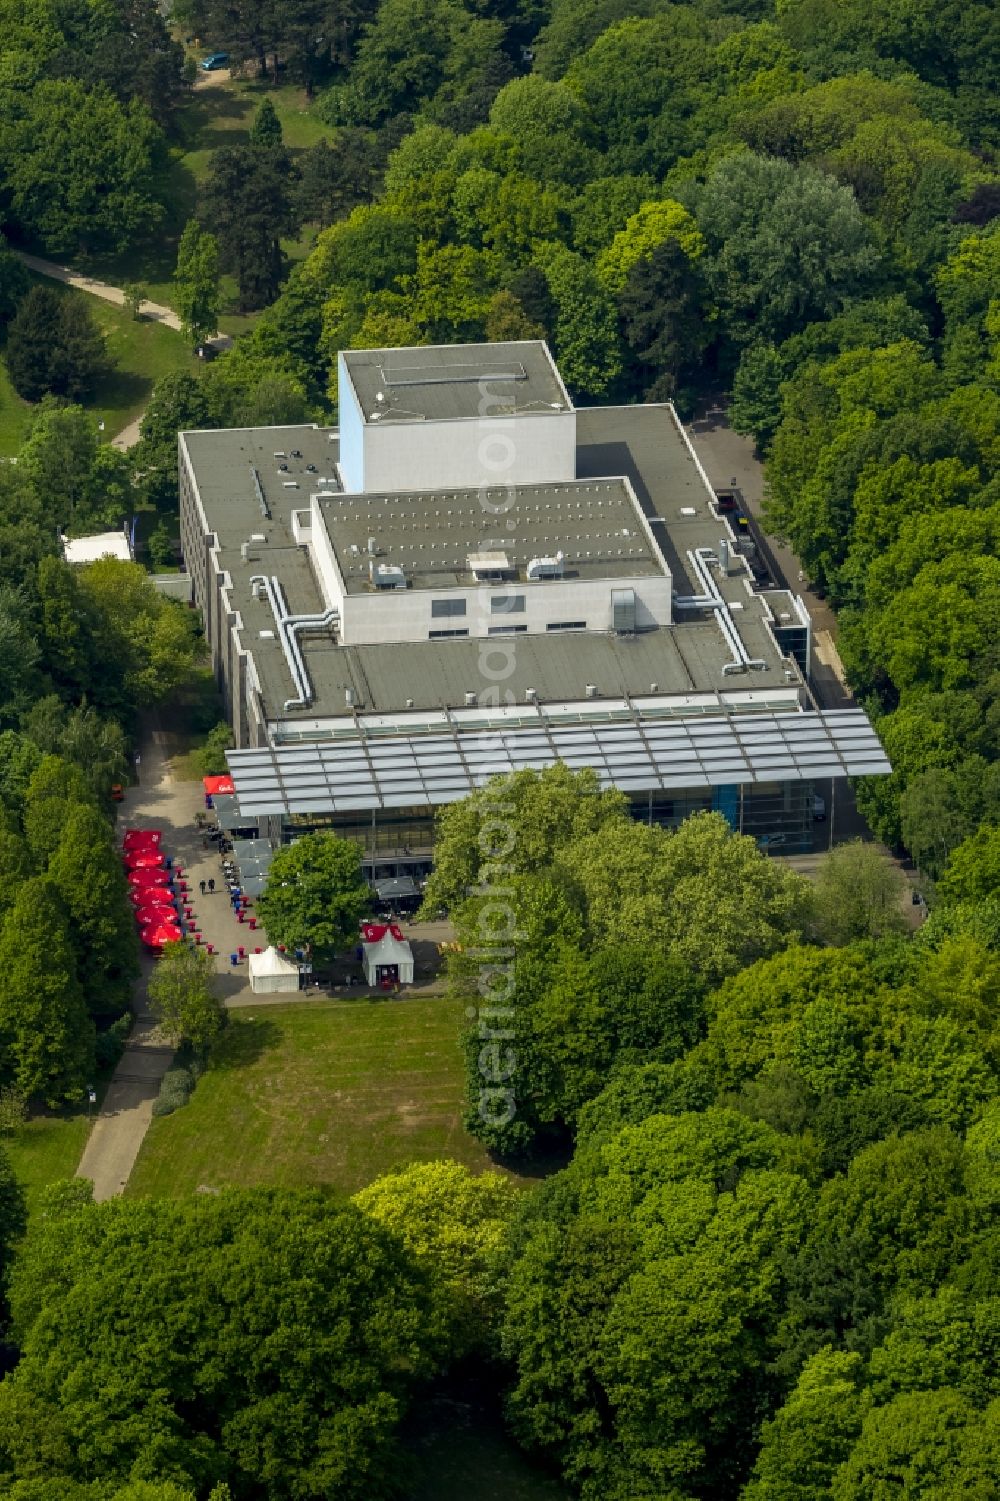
xmin=147 ymin=940 xmax=223 ymax=1051
xmin=257 ymin=832 xmax=369 ymax=963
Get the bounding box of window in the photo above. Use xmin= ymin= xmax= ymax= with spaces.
xmin=429 ymin=628 xmax=469 ymax=639
xmin=488 ymin=624 xmax=528 ymax=635
xmin=546 ymin=621 xmax=587 ymax=632
xmin=491 ymin=593 xmax=525 ymax=615
xmin=431 ymin=598 xmax=466 ymax=618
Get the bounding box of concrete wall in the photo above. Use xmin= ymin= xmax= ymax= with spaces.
xmin=337 ymin=355 xmax=366 ymax=492
xmin=344 ymin=409 xmax=577 ymax=494
xmin=336 ymin=573 xmax=673 ymax=645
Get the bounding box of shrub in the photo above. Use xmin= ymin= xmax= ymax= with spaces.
xmin=152 ymin=1065 xmax=194 ymax=1117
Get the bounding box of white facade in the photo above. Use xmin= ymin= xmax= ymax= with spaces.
xmin=336 ymin=352 xmax=577 ymax=494
xmin=303 ymin=488 xmax=672 ymax=647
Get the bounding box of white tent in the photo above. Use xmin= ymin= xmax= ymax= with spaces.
xmin=361 ymin=923 xmax=415 ymax=987
xmin=248 ymin=945 xmax=300 ymax=994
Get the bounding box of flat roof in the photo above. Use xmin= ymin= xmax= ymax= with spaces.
xmin=63 ymin=531 xmax=132 ymax=564
xmin=342 ymin=341 xmax=571 ymax=423
xmin=319 ymin=478 xmax=663 ymax=593
xmin=227 ymin=708 xmax=891 ymax=818
xmin=180 ymin=408 xmax=800 ymax=725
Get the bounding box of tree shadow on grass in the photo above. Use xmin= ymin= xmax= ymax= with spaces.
xmin=89 ymin=366 xmax=152 ymax=414
xmin=209 ymin=1015 xmax=282 ymax=1072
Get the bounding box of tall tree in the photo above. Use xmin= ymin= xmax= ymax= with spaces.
xmin=48 ymin=804 xmax=139 ymax=1015
xmin=0 ymin=878 xmax=94 ymax=1104
xmin=204 ymin=144 xmax=295 ymax=310
xmin=5 ymin=287 xmax=106 ymax=402
xmin=173 ymin=221 xmax=221 ymax=349
xmin=0 ymin=1190 xmax=450 ymax=1495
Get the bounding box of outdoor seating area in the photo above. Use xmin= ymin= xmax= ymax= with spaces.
xmin=123 ymin=828 xmax=201 ymax=954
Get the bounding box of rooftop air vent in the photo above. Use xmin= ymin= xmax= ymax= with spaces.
xmin=345 ymin=688 xmax=356 ymax=708
xmin=259 ymin=629 xmax=275 ymax=640
xmin=585 ymin=684 xmax=598 ymax=698
xmin=464 ymin=691 xmax=477 ymax=706
xmin=526 ymin=552 xmax=565 ymax=580
xmin=525 ymin=687 xmax=537 ymax=702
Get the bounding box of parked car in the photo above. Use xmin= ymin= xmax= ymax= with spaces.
xmin=200 ymin=51 xmax=229 ymax=70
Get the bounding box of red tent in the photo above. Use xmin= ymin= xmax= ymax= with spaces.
xmin=123 ymin=829 xmax=161 ymax=850
xmin=130 ymin=885 xmax=173 ymax=907
xmin=361 ymin=922 xmax=406 ymax=944
xmin=128 ymin=868 xmax=171 ymax=889
xmin=125 ymin=850 xmax=165 ymax=871
xmin=203 ymin=774 xmax=235 ymax=797
xmin=143 ymin=923 xmax=183 ymax=950
xmin=136 ymin=904 xmax=178 ymax=927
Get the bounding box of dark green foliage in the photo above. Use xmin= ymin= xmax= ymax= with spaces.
xmin=203 ymin=144 xmax=296 ymax=311
xmin=0 ymin=1190 xmax=450 ymax=1496
xmin=5 ymin=287 xmax=106 ymax=403
xmin=0 ymin=876 xmax=94 ymax=1105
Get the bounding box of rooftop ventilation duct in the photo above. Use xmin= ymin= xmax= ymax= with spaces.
xmin=250 ymin=575 xmax=340 ymax=713
xmin=526 ymin=552 xmax=565 ymax=580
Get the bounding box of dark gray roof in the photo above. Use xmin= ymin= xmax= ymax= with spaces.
xmin=342 ymin=341 xmax=571 ymax=423
xmin=227 ymin=709 xmax=891 ymax=818
xmin=320 ymin=478 xmax=663 ymax=593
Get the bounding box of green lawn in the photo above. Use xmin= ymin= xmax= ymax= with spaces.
xmin=0 ymin=277 xmax=197 ymax=455
xmin=129 ymin=998 xmax=506 ymax=1198
xmin=78 ymin=75 xmax=332 ymax=317
xmin=0 ymin=360 xmax=32 ymax=454
xmin=6 ymin=1112 xmax=92 ymax=1216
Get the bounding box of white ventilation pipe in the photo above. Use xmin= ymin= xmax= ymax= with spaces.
xmin=672 ymin=548 xmax=767 ymax=675
xmin=250 ymin=575 xmax=340 ymax=711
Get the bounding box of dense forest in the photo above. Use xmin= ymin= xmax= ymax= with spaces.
xmin=0 ymin=0 xmax=999 ymax=1496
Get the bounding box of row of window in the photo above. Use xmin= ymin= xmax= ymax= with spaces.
xmin=427 ymin=621 xmax=586 ymax=640
xmin=430 ymin=594 xmax=527 ymax=619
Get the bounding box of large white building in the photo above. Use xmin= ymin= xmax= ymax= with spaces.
xmin=179 ymin=340 xmax=888 ymax=872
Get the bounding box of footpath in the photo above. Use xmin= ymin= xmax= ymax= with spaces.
xmin=76 ymin=724 xmax=255 ymax=1200
xmin=12 ymin=249 xmax=230 ymax=451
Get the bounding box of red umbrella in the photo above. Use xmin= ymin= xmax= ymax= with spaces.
xmin=130 ymin=885 xmax=173 ymax=907
xmin=123 ymin=829 xmax=161 ymax=850
xmin=128 ymin=868 xmax=171 ymax=889
xmin=125 ymin=850 xmax=165 ymax=871
xmin=136 ymin=905 xmax=178 ymax=927
xmin=143 ymin=923 xmax=183 ymax=949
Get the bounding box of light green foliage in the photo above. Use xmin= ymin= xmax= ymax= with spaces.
xmin=489 ymin=76 xmax=597 ymax=186
xmin=193 ymin=721 xmax=234 ymax=778
xmin=530 ymin=241 xmax=622 ymax=395
xmin=147 ymin=941 xmax=223 ymax=1052
xmin=174 ymin=221 xmax=221 ymax=348
xmin=257 ymin=831 xmax=369 ymax=962
xmin=76 ymin=559 xmax=198 ymax=718
xmin=809 ymin=840 xmax=907 ymax=945
xmin=420 ymin=763 xmax=628 ymax=916
xmin=561 ymin=812 xmax=810 ymax=985
xmin=744 ymin=1349 xmax=866 ymax=1501
xmin=503 ymin=1108 xmax=814 ymax=1499
xmin=596 ymin=198 xmax=705 ymax=292
xmin=0 ymin=1190 xmax=450 ymax=1496
xmin=354 ymin=1160 xmax=519 ymax=1348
